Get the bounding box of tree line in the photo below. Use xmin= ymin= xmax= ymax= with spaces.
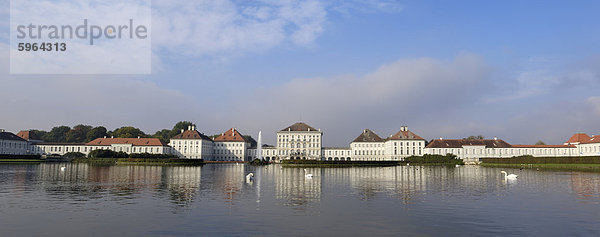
xmin=30 ymin=121 xmax=196 ymax=143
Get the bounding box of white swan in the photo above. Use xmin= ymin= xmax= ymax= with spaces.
xmin=304 ymin=169 xmax=313 ymax=178
xmin=60 ymin=166 xmax=66 ymax=171
xmin=501 ymin=171 xmax=518 ymax=180
xmin=246 ymin=173 xmax=254 ymax=183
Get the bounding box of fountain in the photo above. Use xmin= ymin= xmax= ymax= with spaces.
xmin=257 ymin=130 xmax=263 ymax=161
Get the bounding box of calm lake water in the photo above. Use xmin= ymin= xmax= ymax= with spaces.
xmin=1 ymin=163 xmax=599 ymax=236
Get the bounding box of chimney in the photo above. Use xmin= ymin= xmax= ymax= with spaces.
xmin=191 ymin=125 xmax=195 ymax=130
xmin=440 ymin=137 xmax=443 ymax=140
xmin=104 ymin=136 xmax=106 ymax=138
xmin=181 ymin=129 xmax=184 ymax=134
xmin=494 ymin=137 xmax=498 ymax=141
xmin=288 ymin=128 xmax=291 ymax=131
xmin=111 ymin=136 xmax=114 ymax=138
xmin=137 ymin=136 xmax=140 ymax=139
xmin=188 ymin=125 xmax=191 ymax=130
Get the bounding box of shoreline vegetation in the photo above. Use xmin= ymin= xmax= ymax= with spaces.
xmin=480 ymin=155 xmax=600 ymax=172
xmin=72 ymin=157 xmax=204 ymax=166
xmin=281 ymin=154 xmax=464 ymax=167
xmin=480 ymin=163 xmax=600 ymax=172
xmin=6 ymin=153 xmax=600 ymax=172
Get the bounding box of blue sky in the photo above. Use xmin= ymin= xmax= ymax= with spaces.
xmin=1 ymin=0 xmax=599 ymax=146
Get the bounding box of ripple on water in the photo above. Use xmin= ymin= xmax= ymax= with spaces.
xmin=0 ymin=164 xmax=599 ymax=236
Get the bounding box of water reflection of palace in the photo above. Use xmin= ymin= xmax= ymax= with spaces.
xmin=571 ymin=173 xmax=600 ymax=202
xmin=263 ymin=167 xmax=321 ymax=207
xmin=32 ymin=163 xmax=205 ymax=206
xmin=164 ymin=166 xmax=202 ymax=205
xmin=202 ymin=164 xmax=246 ymax=203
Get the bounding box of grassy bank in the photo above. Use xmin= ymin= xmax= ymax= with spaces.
xmin=481 ymin=156 xmax=600 ymax=164
xmin=0 ymin=154 xmax=43 ymax=163
xmin=480 ymin=156 xmax=600 ymax=172
xmin=481 ymin=163 xmax=600 ymax=172
xmin=403 ymin=154 xmax=464 ymax=165
xmin=0 ymin=159 xmax=44 ymax=163
xmin=72 ymin=158 xmax=204 ymax=166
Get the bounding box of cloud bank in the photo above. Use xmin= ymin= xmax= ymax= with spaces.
xmin=228 ymin=53 xmax=491 ymax=145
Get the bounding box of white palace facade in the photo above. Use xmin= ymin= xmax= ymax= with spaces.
xmin=424 ymin=132 xmax=600 ymax=163
xmin=1 ymin=122 xmax=599 ymax=163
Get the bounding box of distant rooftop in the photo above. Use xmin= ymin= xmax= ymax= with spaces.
xmin=352 ymin=129 xmax=384 ymax=143
xmin=565 ymin=133 xmax=591 ymax=144
xmin=0 ymin=131 xmax=27 ymax=142
xmin=387 ymin=126 xmax=425 ymax=141
xmin=171 ymin=129 xmax=212 ymax=141
xmin=16 ymin=130 xmax=42 ymax=141
xmin=426 ymin=139 xmax=512 ymax=149
xmin=279 ymin=122 xmax=319 ymax=132
xmin=87 ymin=137 xmax=168 ymax=146
xmin=214 ymin=128 xmax=248 ymax=142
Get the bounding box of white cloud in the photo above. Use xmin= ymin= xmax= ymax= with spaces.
xmin=151 ymin=0 xmax=326 ymax=56
xmin=486 ymin=56 xmax=600 ymax=103
xmin=330 ymin=0 xmax=403 ymax=15
xmin=0 ymin=41 xmax=200 ymax=133
xmin=151 ymin=0 xmax=403 ymax=57
xmin=229 ymin=53 xmax=490 ymax=145
xmin=9 ymin=0 xmax=151 ymax=74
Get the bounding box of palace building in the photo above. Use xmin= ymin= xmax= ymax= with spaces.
xmin=33 ymin=137 xmax=171 ymax=156
xmin=169 ymin=125 xmax=213 ymax=159
xmin=1 ymin=123 xmax=598 ymax=163
xmin=0 ymin=129 xmax=29 ymax=155
xmin=212 ymin=128 xmax=252 ymax=161
xmin=276 ymin=122 xmax=323 ymax=160
xmin=423 ymin=132 xmax=600 ymax=164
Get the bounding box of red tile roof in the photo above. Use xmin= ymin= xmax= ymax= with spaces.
xmin=16 ymin=130 xmax=41 ymax=141
xmin=582 ymin=135 xmax=600 ymax=144
xmin=37 ymin=142 xmax=86 ymax=145
xmin=565 ymin=133 xmax=591 ymax=144
xmin=171 ymin=129 xmax=212 ymax=140
xmin=86 ymin=138 xmax=168 ymax=146
xmin=352 ymin=129 xmax=384 ymax=142
xmin=387 ymin=130 xmax=425 ymax=140
xmin=280 ymin=122 xmax=319 ymax=132
xmin=425 ymin=139 xmax=512 ymax=148
xmin=214 ymin=128 xmax=248 ymax=142
xmin=512 ymin=144 xmax=575 ymax=148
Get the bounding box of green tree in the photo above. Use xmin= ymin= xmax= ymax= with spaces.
xmin=168 ymin=121 xmax=196 ymax=138
xmin=86 ymin=126 xmax=108 ymax=142
xmin=66 ymin=124 xmax=92 ymax=143
xmin=112 ymin=126 xmax=147 ymax=138
xmin=153 ymin=129 xmax=171 ymax=143
xmin=43 ymin=126 xmax=71 ymax=142
xmin=535 ymin=140 xmax=546 ymax=145
xmin=88 ymin=149 xmax=115 ymax=158
xmin=30 ymin=129 xmax=47 ymax=141
xmin=464 ymin=135 xmax=485 ymax=140
xmin=63 ymin=152 xmax=86 ymax=159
